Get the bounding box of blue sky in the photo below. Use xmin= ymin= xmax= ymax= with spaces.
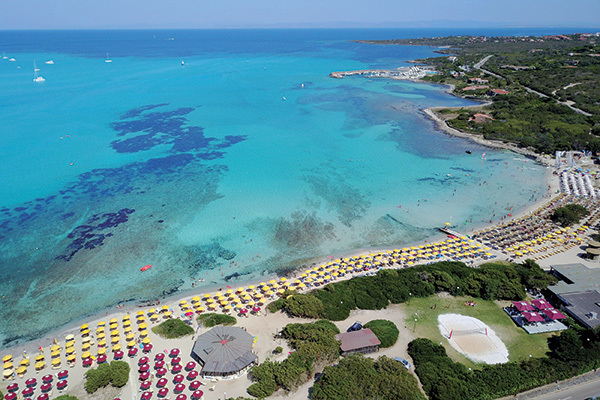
xmin=1 ymin=0 xmax=599 ymax=30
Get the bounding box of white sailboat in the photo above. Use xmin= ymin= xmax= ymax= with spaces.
xmin=33 ymin=60 xmax=45 ymax=82
xmin=45 ymin=60 xmax=54 ymax=65
xmin=2 ymin=52 xmax=7 ymax=60
xmin=105 ymin=52 xmax=112 ymax=63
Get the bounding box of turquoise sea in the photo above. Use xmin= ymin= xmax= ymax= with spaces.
xmin=0 ymin=28 xmax=580 ymax=348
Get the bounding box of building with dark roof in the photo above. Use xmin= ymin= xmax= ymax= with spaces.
xmin=548 ymin=263 xmax=600 ymax=329
xmin=191 ymin=326 xmax=258 ymax=378
xmin=335 ymin=328 xmax=381 ymax=356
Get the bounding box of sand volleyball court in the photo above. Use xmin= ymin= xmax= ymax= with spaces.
xmin=438 ymin=313 xmax=509 ymax=364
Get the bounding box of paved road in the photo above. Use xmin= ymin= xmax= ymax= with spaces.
xmin=523 ymin=378 xmax=600 ymax=400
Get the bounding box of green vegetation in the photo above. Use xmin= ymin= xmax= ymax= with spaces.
xmin=151 ymin=318 xmax=194 ymax=339
xmin=364 ymin=34 xmax=600 ymax=153
xmin=363 ymin=319 xmax=399 ymax=348
xmin=271 ymin=261 xmax=552 ymax=321
xmin=311 ymin=354 xmax=426 ymax=400
xmin=402 ymin=295 xmax=551 ymax=365
xmin=53 ymin=396 xmax=79 ymax=400
xmin=197 ymin=312 xmax=237 ymax=327
xmin=0 ymin=390 xmax=3 ymax=400
xmin=247 ymin=320 xmax=340 ymax=398
xmin=409 ymin=326 xmax=600 ymax=400
xmin=551 ymin=204 xmax=590 ymax=226
xmin=84 ymin=361 xmax=130 ymax=393
xmin=274 ymin=346 xmax=283 ymax=354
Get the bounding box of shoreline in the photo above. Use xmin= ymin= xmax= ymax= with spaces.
xmin=0 ymin=77 xmax=561 ymax=355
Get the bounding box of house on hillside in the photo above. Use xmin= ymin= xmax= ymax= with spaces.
xmin=335 ymin=328 xmax=381 ymax=356
xmin=490 ymin=89 xmax=510 ymax=96
xmin=469 ymin=113 xmax=494 ymax=123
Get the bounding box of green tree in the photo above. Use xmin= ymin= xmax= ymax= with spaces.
xmin=551 ymin=204 xmax=589 ymax=226
xmin=109 ymin=360 xmax=130 ymax=388
xmin=152 ymin=318 xmax=194 ymax=338
xmin=363 ymin=320 xmax=400 ymax=348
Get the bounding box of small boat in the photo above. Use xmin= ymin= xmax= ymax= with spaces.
xmin=2 ymin=52 xmax=7 ymax=59
xmin=140 ymin=264 xmax=152 ymax=271
xmin=282 ymin=96 xmax=287 ymax=101
xmin=45 ymin=60 xmax=54 ymax=65
xmin=465 ymin=150 xmax=472 ymax=154
xmin=9 ymin=58 xmax=16 ymax=62
xmin=181 ymin=60 xmax=185 ymax=66
xmin=105 ymin=52 xmax=112 ymax=63
xmin=33 ymin=60 xmax=45 ymax=82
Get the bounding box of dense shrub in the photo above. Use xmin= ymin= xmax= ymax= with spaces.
xmin=53 ymin=396 xmax=79 ymax=400
xmin=274 ymin=346 xmax=283 ymax=354
xmin=151 ymin=318 xmax=194 ymax=338
xmin=274 ymin=261 xmax=535 ymax=321
xmin=311 ymin=354 xmax=426 ymax=400
xmin=84 ymin=363 xmax=111 ymax=393
xmin=363 ymin=320 xmax=399 ymax=348
xmin=197 ymin=313 xmax=236 ymax=327
xmin=409 ymin=328 xmax=600 ymax=400
xmin=0 ymin=390 xmax=3 ymax=400
xmin=247 ymin=320 xmax=340 ymax=398
xmin=84 ymin=361 xmax=130 ymax=393
xmin=551 ymin=204 xmax=589 ymax=226
xmin=109 ymin=361 xmax=130 ymax=388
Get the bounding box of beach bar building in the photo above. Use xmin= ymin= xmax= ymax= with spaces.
xmin=192 ymin=326 xmax=257 ymax=378
xmin=335 ymin=328 xmax=381 ymax=356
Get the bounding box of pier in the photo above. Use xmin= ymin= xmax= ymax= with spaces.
xmin=329 ymin=65 xmax=435 ymax=80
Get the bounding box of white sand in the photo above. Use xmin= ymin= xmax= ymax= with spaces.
xmin=438 ymin=313 xmax=508 ymax=364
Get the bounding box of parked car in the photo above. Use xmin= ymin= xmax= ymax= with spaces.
xmin=394 ymin=357 xmax=411 ymax=370
xmin=347 ymin=322 xmax=362 ymax=332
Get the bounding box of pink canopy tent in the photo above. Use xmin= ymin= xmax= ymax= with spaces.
xmin=531 ymin=299 xmax=553 ymax=310
xmin=512 ymin=301 xmax=535 ymax=312
xmin=542 ymin=308 xmax=567 ymax=320
xmin=522 ymin=311 xmax=545 ymax=322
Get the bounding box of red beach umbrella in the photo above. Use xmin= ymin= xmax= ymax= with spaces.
xmin=141 ymin=392 xmax=152 ymax=400
xmin=157 ymin=377 xmax=168 ymax=387
xmin=5 ymin=393 xmax=17 ymax=400
xmin=143 ymin=344 xmax=153 ymax=353
xmin=140 ymin=381 xmax=152 ymax=390
xmin=139 ymin=356 xmax=149 ymax=364
xmin=155 ymin=353 xmax=165 ymax=361
xmin=185 ymin=361 xmax=196 ymax=370
xmin=155 ymin=360 xmax=165 ymax=369
xmin=42 ymin=375 xmax=53 ymax=383
xmin=82 ymin=358 xmax=93 ymax=367
xmin=252 ymin=306 xmax=261 ymax=312
xmin=139 ymin=364 xmax=150 ymax=372
xmin=174 ymin=383 xmax=186 ymax=392
xmin=187 ymin=370 xmax=198 ymax=380
xmin=139 ymin=371 xmax=150 ymax=381
xmin=58 ymin=370 xmax=68 ymax=379
xmin=37 ymin=394 xmax=49 ymax=400
xmin=40 ymin=383 xmax=52 ymax=392
xmin=56 ymin=380 xmax=68 ymax=390
xmin=176 ymin=395 xmax=187 ymax=400
xmin=128 ymin=347 xmax=139 ymax=357
xmin=172 ymin=364 xmax=183 ymax=374
xmin=173 ymin=374 xmax=184 ymax=383
xmin=25 ymin=378 xmax=37 ymax=387
xmin=114 ymin=350 xmax=124 ymax=359
xmin=7 ymin=383 xmax=18 ymax=392
xmin=189 ymin=380 xmax=201 ymax=390
xmin=170 ymin=348 xmax=180 ymax=357
xmin=97 ymin=354 xmax=107 ymax=363
xmin=22 ymin=387 xmax=34 ymax=397
xmin=171 ymin=356 xmax=181 ymax=364
xmin=156 ymin=367 xmax=167 ymax=376
xmin=191 ymin=390 xmax=204 ymax=399
xmin=158 ymin=388 xmax=169 ymax=397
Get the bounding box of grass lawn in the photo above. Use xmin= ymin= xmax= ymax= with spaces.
xmin=400 ymin=293 xmax=555 ymax=368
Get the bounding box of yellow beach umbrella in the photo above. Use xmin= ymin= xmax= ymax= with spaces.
xmin=111 ymin=330 xmax=119 ymax=336
xmin=109 ymin=318 xmax=118 ymax=324
xmin=67 ymin=354 xmax=76 ymax=362
xmin=97 ymin=326 xmax=105 ymax=333
xmin=111 ymin=336 xmax=120 ymax=343
xmin=51 ymin=358 xmax=61 ymax=366
xmin=51 ymin=350 xmax=60 ymax=358
xmin=122 ymin=314 xmax=131 ymax=321
xmin=123 ymin=320 xmax=131 ymax=327
xmin=35 ymin=361 xmax=45 ymax=370
xmin=161 ymin=305 xmax=169 ymax=311
xmin=208 ymin=303 xmax=217 ymax=309
xmin=248 ymin=285 xmax=255 ymax=290
xmin=65 ymin=347 xmax=75 ymax=355
xmin=112 ymin=344 xmax=121 ymax=352
xmin=124 ymin=326 xmax=132 ymax=333
xmin=97 ymin=333 xmax=106 ymax=340
xmin=140 ymin=330 xmax=148 ymax=337
xmin=126 ymin=333 xmax=135 ymax=341
xmin=20 ymin=359 xmax=30 ymax=366
xmin=196 ymin=306 xmax=205 ymax=312
xmin=80 ymin=323 xmax=89 ymax=330
xmin=127 ymin=341 xmax=136 ymax=348
xmin=142 ymin=337 xmax=151 ymax=344
xmin=224 ymin=305 xmax=232 ymax=311
xmin=16 ymin=366 xmax=26 ymax=375
xmin=3 ymin=361 xmax=13 ymax=369
xmin=97 ymin=348 xmax=107 ymax=355
xmin=148 ymin=308 xmax=157 ymax=314
xmin=137 ymin=316 xmax=146 ymax=322
xmin=150 ymin=314 xmax=158 ymax=320
xmin=109 ymin=323 xmax=118 ymax=330
xmin=82 ymin=343 xmax=91 ymax=351
xmin=97 ymin=321 xmax=105 ymax=327
xmin=50 ymin=345 xmax=60 ymax=352
xmin=163 ymin=311 xmax=172 ymax=318
xmin=82 ymin=351 xmax=91 ymax=359
xmin=81 ymin=329 xmax=90 ymax=336
xmin=35 ymin=354 xmax=44 ymax=361
xmin=139 ymin=322 xmax=148 ymax=329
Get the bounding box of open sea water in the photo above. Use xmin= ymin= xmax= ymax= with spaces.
xmin=0 ymin=28 xmax=583 ymax=348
